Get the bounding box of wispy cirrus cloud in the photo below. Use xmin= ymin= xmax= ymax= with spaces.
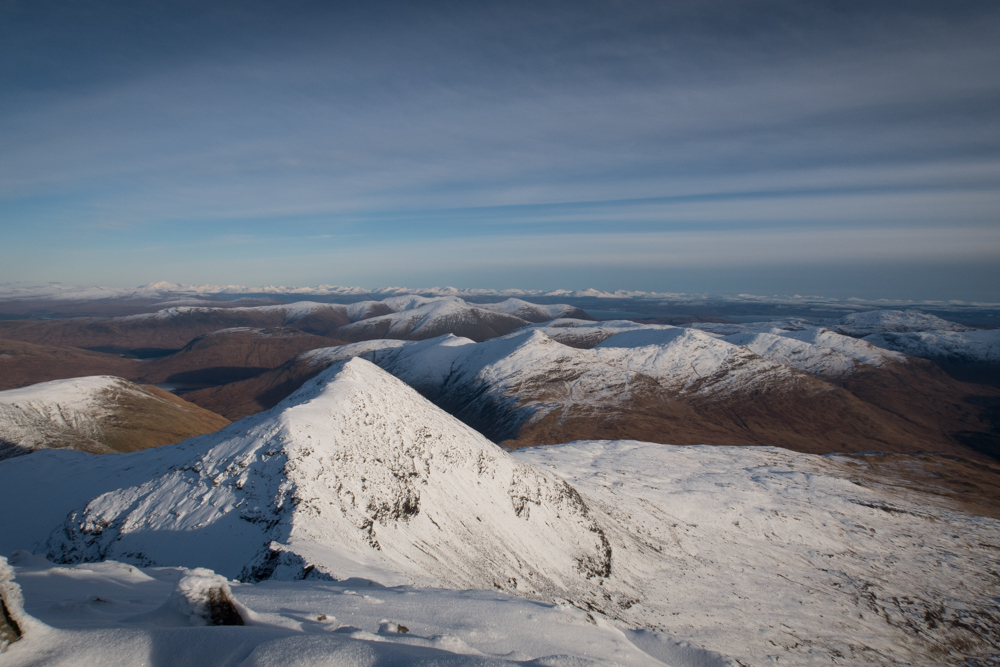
xmin=1 ymin=1 xmax=998 ymax=298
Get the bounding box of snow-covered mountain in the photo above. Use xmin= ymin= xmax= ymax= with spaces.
xmin=4 ymin=282 xmax=996 ymax=314
xmin=334 ymin=298 xmax=535 ymax=343
xmin=4 ymin=360 xmax=632 ymax=620
xmin=687 ymin=309 xmax=999 ymax=367
xmin=0 ymin=376 xmax=229 ymax=460
xmin=301 ymin=326 xmax=806 ymax=441
xmin=0 ymin=295 xmax=578 ymax=352
xmin=476 ymin=298 xmax=591 ymax=323
xmin=832 ymin=309 xmax=975 ymax=336
xmin=862 ymin=329 xmax=1000 ymax=364
xmin=2 ymin=423 xmax=998 ymax=665
xmin=287 ymin=321 xmax=986 ymax=456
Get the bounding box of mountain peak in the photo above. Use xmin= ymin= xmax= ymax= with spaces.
xmin=43 ymin=358 xmax=629 ymax=614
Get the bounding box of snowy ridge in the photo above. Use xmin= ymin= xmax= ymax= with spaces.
xmin=477 ymin=299 xmax=588 ymax=323
xmin=0 ymin=404 xmax=113 ymax=458
xmin=863 ymin=329 xmax=1000 ymax=363
xmin=774 ymin=328 xmax=907 ymax=367
xmin=687 ymin=318 xmax=816 ymax=335
xmin=0 ymin=376 xmax=229 ymax=460
xmin=303 ymin=327 xmax=811 ymax=442
xmin=334 ymin=299 xmax=532 ymax=342
xmin=686 ymin=310 xmax=997 ymax=365
xmin=3 ymin=437 xmax=998 ymax=665
xmin=0 ymin=376 xmax=119 ymax=429
xmin=721 ymin=332 xmax=860 ymax=378
xmin=111 ymin=295 xmax=576 ymax=340
xmin=832 ymin=309 xmax=975 ymax=336
xmin=0 ymin=377 xmax=132 ymax=447
xmin=40 ymin=359 xmax=634 ymax=615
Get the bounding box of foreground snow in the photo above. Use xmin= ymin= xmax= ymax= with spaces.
xmin=2 ymin=553 xmax=712 ymax=667
xmin=2 ymin=435 xmax=999 ymax=664
xmin=516 ymin=441 xmax=1000 ymax=665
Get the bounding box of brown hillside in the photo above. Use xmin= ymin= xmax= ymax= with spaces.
xmin=182 ymin=357 xmax=328 ymax=420
xmin=0 ymin=338 xmax=140 ymax=391
xmin=135 ymin=328 xmax=344 ymax=388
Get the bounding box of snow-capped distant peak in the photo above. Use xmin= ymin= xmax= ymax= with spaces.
xmin=833 ymin=309 xmax=974 ymax=336
xmin=776 ymin=328 xmax=907 ymax=367
xmin=723 ymin=332 xmax=859 ymax=378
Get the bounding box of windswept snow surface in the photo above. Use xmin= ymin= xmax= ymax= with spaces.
xmin=515 ymin=441 xmax=1000 ymax=666
xmin=0 ymin=554 xmax=712 ymax=667
xmin=2 ymin=438 xmax=998 ymax=665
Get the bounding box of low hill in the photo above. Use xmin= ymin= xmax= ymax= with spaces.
xmin=0 ymin=376 xmax=229 ymax=460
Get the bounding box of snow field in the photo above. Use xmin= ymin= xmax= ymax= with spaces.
xmin=1 ymin=553 xmax=719 ymax=667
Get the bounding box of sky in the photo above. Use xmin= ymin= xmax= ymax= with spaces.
xmin=1 ymin=0 xmax=999 ymax=300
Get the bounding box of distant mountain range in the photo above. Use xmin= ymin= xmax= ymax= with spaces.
xmin=3 ymin=280 xmax=998 ymax=310
xmin=192 ymin=317 xmax=996 ymax=459
xmin=2 ymin=300 xmax=997 ymax=461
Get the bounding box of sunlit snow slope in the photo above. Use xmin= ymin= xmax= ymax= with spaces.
xmin=22 ymin=359 xmax=631 ymax=616
xmin=0 ymin=376 xmax=229 ymax=459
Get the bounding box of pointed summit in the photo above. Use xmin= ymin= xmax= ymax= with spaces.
xmin=45 ymin=359 xmax=626 ymax=611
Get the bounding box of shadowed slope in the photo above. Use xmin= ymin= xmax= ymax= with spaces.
xmin=0 ymin=338 xmax=140 ymax=391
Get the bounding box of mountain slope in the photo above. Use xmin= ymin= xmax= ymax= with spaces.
xmin=134 ymin=327 xmax=344 ymax=388
xmin=477 ymin=298 xmax=593 ymax=323
xmin=833 ymin=309 xmax=976 ymax=336
xmin=294 ymin=326 xmax=982 ymax=455
xmin=2 ymin=437 xmax=998 ymax=666
xmin=863 ymin=328 xmax=1000 ymax=363
xmin=0 ymin=376 xmax=229 ymax=460
xmin=37 ymin=359 xmax=633 ymax=616
xmin=0 ymin=338 xmax=140 ymax=392
xmin=335 ymin=300 xmax=531 ymax=343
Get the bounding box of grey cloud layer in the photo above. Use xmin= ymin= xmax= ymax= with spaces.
xmin=1 ymin=1 xmax=998 ymax=297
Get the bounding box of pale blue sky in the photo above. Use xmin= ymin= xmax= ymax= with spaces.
xmin=1 ymin=1 xmax=999 ymax=299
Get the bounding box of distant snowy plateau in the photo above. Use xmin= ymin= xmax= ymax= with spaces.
xmin=0 ymin=299 xmax=999 ymax=666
